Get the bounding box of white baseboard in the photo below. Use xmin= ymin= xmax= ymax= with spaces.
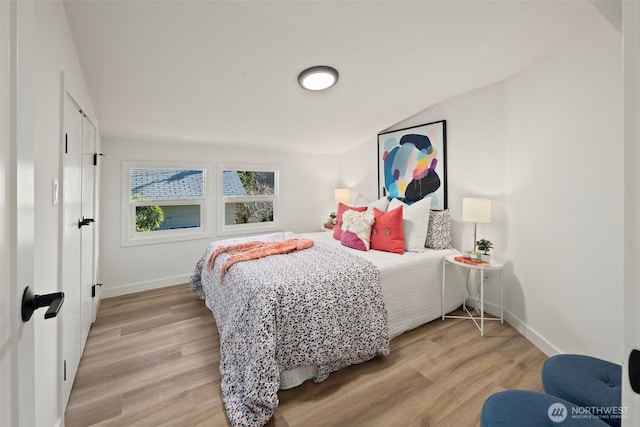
xmin=501 ymin=306 xmax=560 ymax=357
xmin=467 ymin=300 xmax=560 ymax=357
xmin=100 ymin=274 xmax=191 ymax=298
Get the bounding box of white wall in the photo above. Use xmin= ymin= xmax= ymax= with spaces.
xmin=505 ymin=16 xmax=623 ymax=361
xmin=385 ymin=83 xmax=507 ymax=261
xmin=99 ymin=138 xmax=340 ymax=297
xmin=622 ymin=1 xmax=640 ymax=422
xmin=340 ymin=82 xmax=507 ymax=305
xmin=33 ymin=1 xmax=97 ymax=426
xmin=339 ymin=15 xmax=623 ymax=362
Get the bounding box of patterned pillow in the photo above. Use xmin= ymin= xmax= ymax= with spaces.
xmin=370 ymin=206 xmax=404 ymax=254
xmin=333 ymin=202 xmax=367 ymax=240
xmin=425 ymin=209 xmax=453 ymax=249
xmin=340 ymin=209 xmax=375 ymax=251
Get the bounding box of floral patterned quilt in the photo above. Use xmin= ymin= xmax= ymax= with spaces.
xmin=190 ymin=232 xmax=389 ymax=426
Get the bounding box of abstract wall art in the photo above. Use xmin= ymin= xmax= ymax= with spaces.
xmin=378 ymin=120 xmax=447 ymax=210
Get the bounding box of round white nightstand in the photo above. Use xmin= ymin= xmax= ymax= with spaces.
xmin=441 ymin=254 xmax=504 ymax=337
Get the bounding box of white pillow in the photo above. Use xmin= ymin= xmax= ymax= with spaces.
xmin=388 ymin=197 xmax=432 ymax=252
xmin=354 ymin=194 xmax=389 ymax=212
xmin=354 ymin=193 xmax=371 ymax=206
xmin=366 ymin=196 xmax=390 ymax=212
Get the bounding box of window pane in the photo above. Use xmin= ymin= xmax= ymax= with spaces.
xmin=131 ymin=169 xmax=204 ymax=201
xmin=136 ymin=204 xmax=201 ymax=232
xmin=224 ymin=201 xmax=274 ymax=225
xmin=223 ymin=170 xmax=274 ymax=196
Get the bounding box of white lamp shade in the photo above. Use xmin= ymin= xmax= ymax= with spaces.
xmin=462 ymin=198 xmax=492 ymax=223
xmin=334 ymin=188 xmax=350 ymax=205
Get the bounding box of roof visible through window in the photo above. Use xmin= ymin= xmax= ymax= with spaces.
xmin=130 ymin=169 xmax=203 ymax=200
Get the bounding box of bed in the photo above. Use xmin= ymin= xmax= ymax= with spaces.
xmin=306 ymin=231 xmax=460 ymax=340
xmin=190 ymin=219 xmax=462 ymax=426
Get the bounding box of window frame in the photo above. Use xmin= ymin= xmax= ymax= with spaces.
xmin=217 ymin=164 xmax=281 ymax=236
xmin=121 ymin=161 xmax=213 ymax=247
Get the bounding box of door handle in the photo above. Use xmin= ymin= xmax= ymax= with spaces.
xmin=21 ymin=286 xmax=65 ymax=322
xmin=78 ymin=216 xmax=95 ymax=228
xmin=630 ymin=349 xmax=640 ymax=394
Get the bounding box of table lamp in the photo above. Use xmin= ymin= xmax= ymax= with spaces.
xmin=334 ymin=188 xmax=350 ymax=205
xmin=462 ymin=197 xmax=491 ymax=253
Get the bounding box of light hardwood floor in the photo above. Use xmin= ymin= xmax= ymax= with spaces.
xmin=65 ymin=284 xmax=547 ymax=427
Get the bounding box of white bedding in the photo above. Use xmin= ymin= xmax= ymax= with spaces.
xmin=279 ymin=231 xmax=462 ymax=388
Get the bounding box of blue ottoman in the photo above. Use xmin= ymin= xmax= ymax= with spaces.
xmin=542 ymin=354 xmax=622 ymax=427
xmin=481 ymin=390 xmax=609 ymax=426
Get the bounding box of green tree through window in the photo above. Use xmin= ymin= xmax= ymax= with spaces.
xmin=135 ymin=205 xmax=165 ymax=232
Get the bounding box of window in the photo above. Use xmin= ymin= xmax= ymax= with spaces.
xmin=122 ymin=162 xmax=212 ymax=246
xmin=218 ymin=165 xmax=280 ymax=235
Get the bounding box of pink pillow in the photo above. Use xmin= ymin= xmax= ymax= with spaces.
xmin=340 ymin=209 xmax=375 ymax=251
xmin=370 ymin=206 xmax=405 ymax=254
xmin=332 ymin=202 xmax=367 ymax=240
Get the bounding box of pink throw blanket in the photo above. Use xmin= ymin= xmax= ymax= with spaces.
xmin=206 ymin=238 xmax=315 ymax=282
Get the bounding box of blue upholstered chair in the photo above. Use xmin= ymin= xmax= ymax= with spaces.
xmin=542 ymin=354 xmax=622 ymax=427
xmin=481 ymin=390 xmax=609 ymax=426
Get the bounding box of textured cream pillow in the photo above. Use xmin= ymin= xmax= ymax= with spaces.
xmin=388 ymin=197 xmax=432 ymax=252
xmin=340 ymin=209 xmax=375 ymax=251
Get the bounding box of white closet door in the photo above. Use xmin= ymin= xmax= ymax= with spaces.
xmin=61 ymin=94 xmax=83 ymax=408
xmin=80 ymin=116 xmax=96 ymax=349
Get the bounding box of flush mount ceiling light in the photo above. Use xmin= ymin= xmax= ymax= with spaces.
xmin=298 ymin=66 xmax=339 ymax=91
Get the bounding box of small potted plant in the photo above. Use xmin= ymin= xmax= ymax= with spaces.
xmin=324 ymin=212 xmax=337 ymax=230
xmin=476 ymin=239 xmax=493 ymax=262
xmin=328 ymin=212 xmax=336 ymax=224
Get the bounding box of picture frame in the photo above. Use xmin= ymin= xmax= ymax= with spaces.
xmin=378 ymin=120 xmax=447 ymax=210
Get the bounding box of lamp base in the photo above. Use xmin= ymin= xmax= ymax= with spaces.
xmin=473 ymin=222 xmax=478 ymax=253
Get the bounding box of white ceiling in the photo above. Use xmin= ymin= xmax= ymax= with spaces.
xmin=63 ymin=0 xmax=599 ymax=155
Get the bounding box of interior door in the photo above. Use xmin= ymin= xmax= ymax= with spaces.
xmin=80 ymin=116 xmax=96 ymax=348
xmin=0 ymin=0 xmax=36 ymax=425
xmin=0 ymin=2 xmax=11 ymax=423
xmin=61 ymin=94 xmax=83 ymax=408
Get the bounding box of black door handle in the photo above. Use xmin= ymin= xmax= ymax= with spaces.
xmin=21 ymin=286 xmax=65 ymax=322
xmin=78 ymin=216 xmax=95 ymax=228
xmin=630 ymin=349 xmax=640 ymax=394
